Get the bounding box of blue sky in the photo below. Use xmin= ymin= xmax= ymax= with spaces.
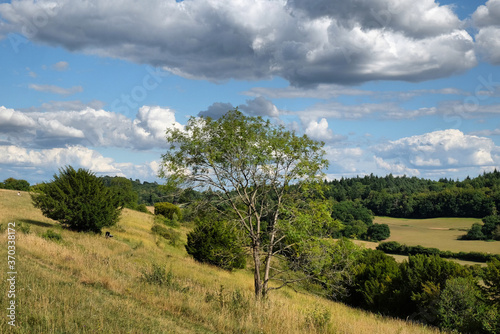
xmin=0 ymin=0 xmax=499 ymax=184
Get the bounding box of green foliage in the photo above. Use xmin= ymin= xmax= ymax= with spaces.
xmin=0 ymin=177 xmax=30 ymax=191
xmin=331 ymin=200 xmax=373 ymax=225
xmin=462 ymin=222 xmax=486 ymax=240
xmin=101 ymin=176 xmax=139 ymax=209
xmin=377 ymin=241 xmax=500 ymax=262
xmin=185 ymin=219 xmax=246 ymax=271
xmin=366 ymin=223 xmax=390 ymax=241
xmin=31 ymin=166 xmax=122 ymax=233
xmin=154 ymin=202 xmax=182 ymax=220
xmin=482 ymin=258 xmax=500 ymax=303
xmin=293 ymin=238 xmax=363 ymax=300
xmin=41 ymin=229 xmax=63 ymax=242
xmin=162 ymin=109 xmax=327 ymax=298
xmin=151 ymin=224 xmax=181 ymax=246
xmin=437 ymin=277 xmax=488 ymax=333
xmin=136 ymin=203 xmax=150 ymax=214
xmin=324 ymin=171 xmax=500 ymax=219
xmin=346 ymin=250 xmax=400 ymax=314
xmin=396 ymin=254 xmax=472 ymax=321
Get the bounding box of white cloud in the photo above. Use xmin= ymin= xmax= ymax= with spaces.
xmin=0 ymin=105 xmax=183 ymax=150
xmin=473 ymin=0 xmax=500 ymax=64
xmin=0 ymin=0 xmax=476 ymax=85
xmin=374 ymin=129 xmax=498 ymax=169
xmin=305 ymin=118 xmax=334 ymax=141
xmin=0 ymin=144 xmax=161 ymax=183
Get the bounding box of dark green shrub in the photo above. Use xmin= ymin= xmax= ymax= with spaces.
xmin=185 ymin=219 xmax=246 ymax=271
xmin=366 ymin=223 xmax=390 ymax=241
xmin=136 ymin=203 xmax=150 ymax=214
xmin=31 ymin=166 xmax=121 ymax=233
xmin=41 ymin=229 xmax=63 ymax=242
xmin=0 ymin=177 xmax=30 ymax=191
xmin=154 ymin=202 xmax=182 ymax=220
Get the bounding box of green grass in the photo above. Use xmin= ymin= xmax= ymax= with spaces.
xmin=0 ymin=189 xmax=442 ymax=333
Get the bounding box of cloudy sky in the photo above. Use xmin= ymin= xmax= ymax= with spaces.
xmin=0 ymin=0 xmax=499 ymax=184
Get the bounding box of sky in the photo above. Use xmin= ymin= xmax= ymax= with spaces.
xmin=0 ymin=0 xmax=499 ymax=184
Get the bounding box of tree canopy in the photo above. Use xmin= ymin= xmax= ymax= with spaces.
xmin=161 ymin=109 xmax=327 ymax=298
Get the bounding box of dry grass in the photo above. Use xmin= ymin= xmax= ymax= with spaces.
xmin=0 ymin=190 xmax=442 ymax=333
xmin=374 ymin=216 xmax=499 ymax=254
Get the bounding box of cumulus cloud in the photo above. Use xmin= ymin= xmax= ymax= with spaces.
xmin=0 ymin=144 xmax=161 ymax=183
xmin=239 ymin=97 xmax=279 ymax=118
xmin=0 ymin=0 xmax=476 ymax=85
xmin=305 ymin=118 xmax=334 ymax=141
xmin=0 ymin=105 xmax=182 ymax=150
xmin=473 ymin=0 xmax=500 ymax=64
xmin=29 ymin=84 xmax=83 ymax=96
xmin=373 ymin=129 xmax=498 ymax=169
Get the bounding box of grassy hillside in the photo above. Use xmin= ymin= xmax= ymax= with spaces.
xmin=0 ymin=189 xmax=441 ymax=333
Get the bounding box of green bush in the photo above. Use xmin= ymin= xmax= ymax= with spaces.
xmin=185 ymin=219 xmax=246 ymax=271
xmin=41 ymin=229 xmax=63 ymax=242
xmin=154 ymin=202 xmax=182 ymax=220
xmin=136 ymin=203 xmax=150 ymax=214
xmin=31 ymin=166 xmax=121 ymax=233
xmin=366 ymin=223 xmax=390 ymax=241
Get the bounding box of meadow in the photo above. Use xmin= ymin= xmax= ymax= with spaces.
xmin=375 ymin=216 xmax=499 ymax=254
xmin=0 ymin=189 xmax=442 ymax=333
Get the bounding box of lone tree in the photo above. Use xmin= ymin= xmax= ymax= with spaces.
xmin=31 ymin=166 xmax=122 ymax=233
xmin=161 ymin=109 xmax=327 ymax=298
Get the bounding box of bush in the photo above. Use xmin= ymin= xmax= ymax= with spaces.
xmin=0 ymin=177 xmax=30 ymax=191
xmin=185 ymin=219 xmax=246 ymax=271
xmin=136 ymin=204 xmax=150 ymax=214
xmin=154 ymin=202 xmax=182 ymax=220
xmin=41 ymin=229 xmax=63 ymax=242
xmin=366 ymin=223 xmax=390 ymax=241
xmin=31 ymin=166 xmax=121 ymax=233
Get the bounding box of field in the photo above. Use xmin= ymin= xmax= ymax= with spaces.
xmin=374 ymin=216 xmax=499 ymax=254
xmin=0 ymin=189 xmax=441 ymax=334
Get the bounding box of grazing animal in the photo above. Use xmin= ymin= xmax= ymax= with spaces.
xmin=105 ymin=231 xmax=113 ymax=239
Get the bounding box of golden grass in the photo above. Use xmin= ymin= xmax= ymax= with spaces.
xmin=0 ymin=190 xmax=442 ymax=333
xmin=375 ymin=216 xmax=500 ymax=254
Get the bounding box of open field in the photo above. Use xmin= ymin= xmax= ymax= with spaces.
xmin=374 ymin=216 xmax=499 ymax=254
xmin=0 ymin=189 xmax=441 ymax=333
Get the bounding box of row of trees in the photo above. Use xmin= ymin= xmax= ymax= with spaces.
xmin=324 ymin=172 xmax=500 ymax=219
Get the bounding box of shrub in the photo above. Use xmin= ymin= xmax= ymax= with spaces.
xmin=136 ymin=204 xmax=150 ymax=214
xmin=366 ymin=223 xmax=390 ymax=241
xmin=185 ymin=219 xmax=246 ymax=271
xmin=31 ymin=166 xmax=121 ymax=233
xmin=154 ymin=202 xmax=182 ymax=220
xmin=438 ymin=277 xmax=486 ymax=333
xmin=41 ymin=229 xmax=63 ymax=242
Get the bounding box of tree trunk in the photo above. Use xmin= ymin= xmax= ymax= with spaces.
xmin=252 ymin=239 xmax=263 ymax=298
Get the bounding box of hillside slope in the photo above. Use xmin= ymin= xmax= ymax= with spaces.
xmin=0 ymin=189 xmax=441 ymax=333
